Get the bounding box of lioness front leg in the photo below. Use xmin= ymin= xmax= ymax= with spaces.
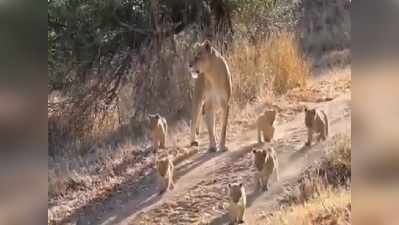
xmin=190 ymin=78 xmax=205 ymax=147
xmin=160 ymin=132 xmax=166 ymax=149
xmin=152 ymin=136 xmax=159 ymax=152
xmin=190 ymin=102 xmax=203 ymax=147
xmin=205 ymin=102 xmax=217 ymax=152
xmin=219 ymin=101 xmax=230 ymax=151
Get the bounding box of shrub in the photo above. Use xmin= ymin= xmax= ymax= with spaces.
xmin=267 ymin=33 xmax=310 ymax=94
xmin=228 ymin=32 xmax=311 ymax=105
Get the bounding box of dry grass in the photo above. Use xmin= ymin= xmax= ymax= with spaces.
xmin=265 ymin=134 xmax=351 ymax=225
xmin=267 ymin=33 xmax=311 ymax=95
xmin=280 ymin=135 xmax=351 ymax=206
xmin=228 ymin=32 xmax=311 ymax=105
xmin=265 ymin=190 xmax=351 ymax=225
xmin=328 ymin=134 xmax=351 ymax=172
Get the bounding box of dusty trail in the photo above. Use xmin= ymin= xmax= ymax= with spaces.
xmin=70 ymin=72 xmax=351 ymax=225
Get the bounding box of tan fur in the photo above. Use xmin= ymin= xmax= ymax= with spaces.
xmin=257 ymin=109 xmax=277 ymax=143
xmin=148 ymin=113 xmax=168 ymax=152
xmin=252 ymin=147 xmax=279 ymax=192
xmin=156 ymin=156 xmax=175 ymax=194
xmin=228 ymin=183 xmax=246 ymax=224
xmin=195 ymin=104 xmax=206 ymax=135
xmin=304 ymin=107 xmax=329 ymax=146
xmin=189 ymin=40 xmax=232 ymax=152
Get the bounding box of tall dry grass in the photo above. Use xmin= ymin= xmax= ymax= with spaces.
xmin=228 ymin=32 xmax=311 ymax=105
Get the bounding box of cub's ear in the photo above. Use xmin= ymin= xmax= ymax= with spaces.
xmin=203 ymin=40 xmax=211 ymax=52
xmin=252 ymin=149 xmax=257 ymax=154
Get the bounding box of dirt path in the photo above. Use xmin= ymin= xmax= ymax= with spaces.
xmin=68 ymin=71 xmax=351 ymax=225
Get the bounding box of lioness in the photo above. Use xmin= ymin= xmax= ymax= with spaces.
xmin=156 ymin=156 xmax=175 ymax=194
xmin=227 ymin=182 xmax=246 ymax=225
xmin=253 ymin=147 xmax=279 ymax=192
xmin=304 ymin=107 xmax=328 ymax=146
xmin=189 ymin=40 xmax=232 ymax=152
xmin=148 ymin=113 xmax=168 ymax=152
xmin=257 ymin=109 xmax=277 ymax=143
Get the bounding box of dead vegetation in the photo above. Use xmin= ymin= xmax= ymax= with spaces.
xmin=229 ymin=32 xmax=311 ymax=105
xmin=266 ymin=190 xmax=350 ymax=225
xmin=262 ymin=134 xmax=351 ymax=225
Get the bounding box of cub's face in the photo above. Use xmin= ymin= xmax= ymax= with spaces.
xmin=228 ymin=183 xmax=243 ymax=203
xmin=156 ymin=158 xmax=169 ymax=177
xmin=189 ymin=40 xmax=212 ymax=79
xmin=253 ymin=149 xmax=267 ymax=171
xmin=304 ymin=107 xmax=316 ymax=127
xmin=148 ymin=114 xmax=160 ymax=130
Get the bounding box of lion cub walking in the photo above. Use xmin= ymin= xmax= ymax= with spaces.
xmin=253 ymin=147 xmax=279 ymax=192
xmin=155 ymin=155 xmax=175 ymax=194
xmin=257 ymin=109 xmax=277 ymax=143
xmin=148 ymin=113 xmax=168 ymax=152
xmin=227 ymin=183 xmax=247 ymax=225
xmin=304 ymin=107 xmax=328 ymax=146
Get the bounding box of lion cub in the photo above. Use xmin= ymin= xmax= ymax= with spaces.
xmin=257 ymin=109 xmax=277 ymax=143
xmin=227 ymin=182 xmax=246 ymax=225
xmin=304 ymin=107 xmax=328 ymax=146
xmin=148 ymin=113 xmax=168 ymax=151
xmin=252 ymin=147 xmax=279 ymax=192
xmin=156 ymin=156 xmax=175 ymax=194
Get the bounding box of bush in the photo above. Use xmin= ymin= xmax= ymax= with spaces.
xmin=228 ymin=32 xmax=310 ymax=105
xmin=268 ymin=33 xmax=310 ymax=94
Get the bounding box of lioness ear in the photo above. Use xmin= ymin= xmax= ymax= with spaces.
xmin=203 ymin=40 xmax=211 ymax=52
